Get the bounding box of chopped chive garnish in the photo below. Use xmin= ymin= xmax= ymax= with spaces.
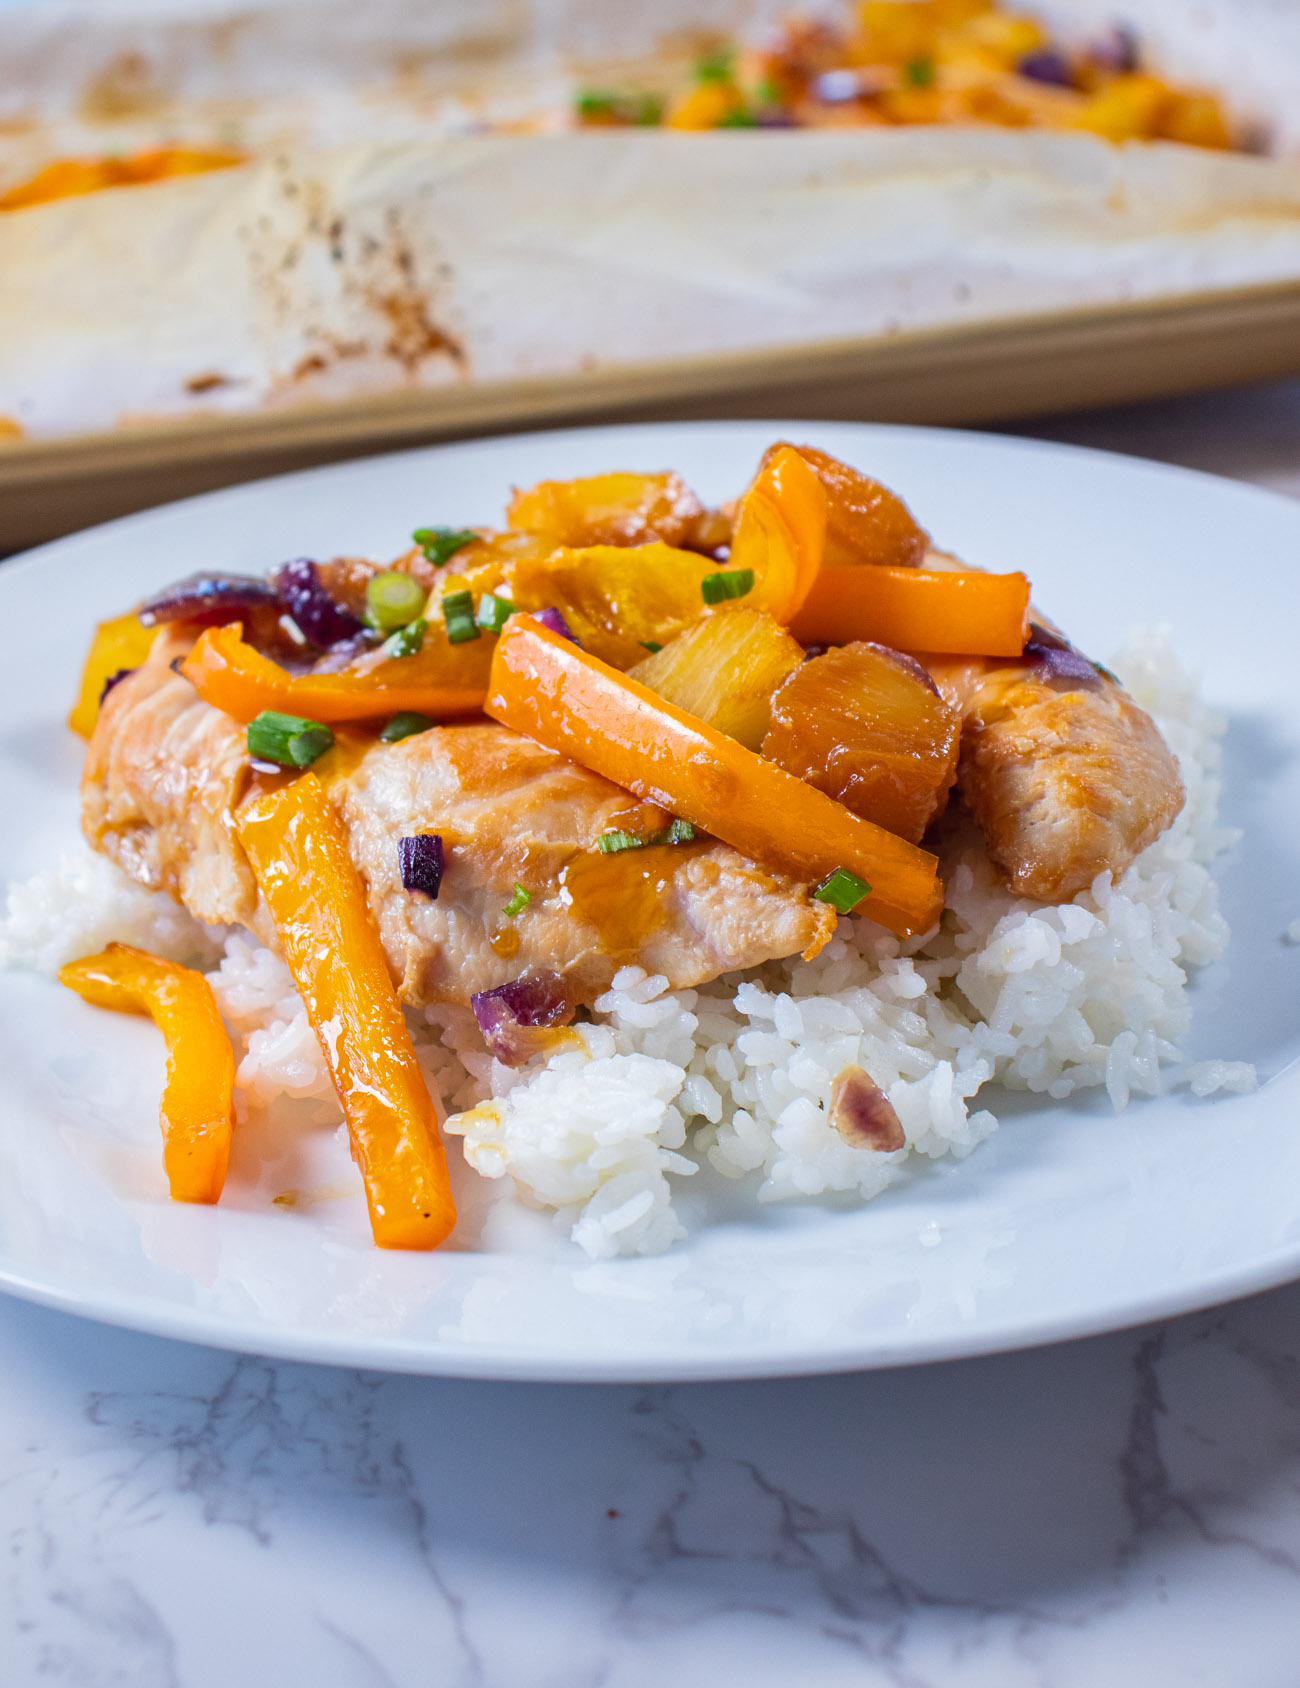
xmin=813 ymin=867 xmax=872 ymax=914
xmin=904 ymin=56 xmax=935 ymax=86
xmin=442 ymin=589 xmax=480 ymax=645
xmin=502 ymin=882 xmax=530 ymax=917
xmin=476 ymin=593 xmax=515 ymax=633
xmin=701 ymin=567 xmax=755 ymax=605
xmin=598 ymin=818 xmax=695 ymax=853
xmin=382 ymin=617 xmax=427 ymax=659
xmin=574 ymin=89 xmax=663 ymax=124
xmin=380 ymin=711 xmax=433 ymax=743
xmin=412 ymin=527 xmax=477 ymax=567
xmin=246 ymin=710 xmax=334 ymax=769
xmin=641 ymin=640 xmax=663 ymax=653
xmin=366 ymin=570 xmax=426 ymax=631
xmin=695 ymin=44 xmax=736 ymax=83
xmin=598 ymin=830 xmax=645 ymax=854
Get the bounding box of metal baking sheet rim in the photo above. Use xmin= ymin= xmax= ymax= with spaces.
xmin=4 ymin=276 xmax=1300 ymax=551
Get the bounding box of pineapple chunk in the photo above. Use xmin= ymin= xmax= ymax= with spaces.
xmin=506 ymin=471 xmax=707 ymax=549
xmin=628 ymin=608 xmax=804 ymax=751
xmin=762 ymin=641 xmax=960 ymax=842
xmin=511 ymin=543 xmax=721 ymax=669
xmin=760 ymin=443 xmax=929 ymax=570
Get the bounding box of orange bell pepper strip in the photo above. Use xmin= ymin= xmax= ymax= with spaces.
xmin=182 ymin=621 xmax=489 ymax=724
xmin=58 ymin=943 xmax=235 ymax=1204
xmin=1 ymin=147 xmax=245 ymax=213
xmin=486 ymin=616 xmax=942 ymax=937
xmin=790 ymin=564 xmax=1030 ymax=657
xmin=69 ymin=612 xmax=159 ymax=738
xmin=729 ymin=445 xmax=828 ymax=625
xmin=234 ymin=773 xmax=456 ymax=1250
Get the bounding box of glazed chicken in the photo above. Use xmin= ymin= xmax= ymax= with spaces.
xmin=79 ymin=445 xmax=1185 ymax=1017
xmin=923 ymin=645 xmax=1184 ymax=901
xmin=83 ymin=631 xmax=834 ymax=1007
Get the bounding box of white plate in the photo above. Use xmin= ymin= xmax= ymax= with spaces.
xmin=0 ymin=420 xmax=1296 ymax=1382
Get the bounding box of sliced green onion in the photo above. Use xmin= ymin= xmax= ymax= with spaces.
xmin=380 ymin=711 xmax=434 ymax=743
xmin=442 ymin=589 xmax=480 ymax=645
xmin=476 ymin=593 xmax=516 ymax=633
xmin=904 ymin=56 xmax=935 ymax=86
xmin=575 ymin=89 xmax=618 ymax=119
xmin=574 ymin=89 xmax=663 ymax=124
xmin=366 ymin=570 xmax=427 ymax=632
xmin=382 ymin=617 xmax=427 ymax=660
xmin=247 ymin=710 xmax=334 ymax=769
xmin=598 ymin=830 xmax=645 ymax=854
xmin=695 ymin=44 xmax=736 ymax=83
xmin=701 ymin=568 xmax=755 ymax=605
xmin=502 ymin=882 xmax=531 ymax=917
xmin=813 ymin=867 xmax=872 ymax=915
xmin=412 ymin=527 xmax=477 ymax=567
xmin=598 ymin=818 xmax=695 ymax=853
xmin=640 ymin=640 xmax=663 ymax=654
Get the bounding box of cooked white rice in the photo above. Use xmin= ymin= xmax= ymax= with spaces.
xmin=1 ymin=629 xmax=1254 ymax=1259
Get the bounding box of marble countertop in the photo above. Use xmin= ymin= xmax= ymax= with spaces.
xmin=4 ymin=377 xmax=1299 ymax=1688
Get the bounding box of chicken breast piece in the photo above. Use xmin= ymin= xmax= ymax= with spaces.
xmin=924 ymin=653 xmax=1184 ymax=902
xmin=82 ymin=631 xmax=834 ymax=1003
xmin=341 ymin=724 xmax=834 ymax=1004
xmin=82 ymin=630 xmax=260 ymax=929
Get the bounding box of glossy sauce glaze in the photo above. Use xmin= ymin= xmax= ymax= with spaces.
xmin=558 ymin=843 xmax=706 ymax=960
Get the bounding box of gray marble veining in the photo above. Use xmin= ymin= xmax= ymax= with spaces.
xmin=6 ymin=1279 xmax=1300 ymax=1687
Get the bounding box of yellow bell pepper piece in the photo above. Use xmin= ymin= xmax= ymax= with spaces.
xmin=511 ymin=542 xmax=723 ymax=669
xmin=665 ymin=81 xmax=746 ymax=129
xmin=58 ymin=943 xmax=235 ymax=1204
xmin=69 ymin=612 xmax=158 ymax=738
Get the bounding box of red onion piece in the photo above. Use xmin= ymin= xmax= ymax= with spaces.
xmin=274 ymin=558 xmax=364 ymax=647
xmin=1085 ymin=23 xmax=1139 ymax=74
xmin=138 ymin=573 xmax=279 ymax=628
xmin=1022 ymin=639 xmax=1102 ymax=691
xmin=829 ymin=1065 xmax=905 ymax=1152
xmin=533 ymin=607 xmax=580 ymax=645
xmin=1024 ymin=620 xmax=1071 ymax=652
xmin=1017 ymin=48 xmax=1073 ymax=86
xmin=811 ymin=68 xmax=862 ymax=103
xmin=471 ymin=972 xmax=575 ymax=1066
xmin=99 ymin=667 xmax=135 ymax=704
xmin=398 ymin=834 xmax=444 ymax=899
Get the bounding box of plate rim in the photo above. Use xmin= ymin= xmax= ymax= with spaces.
xmin=2 ymin=413 xmax=1297 ymax=1381
xmin=5 ymin=276 xmax=1300 ymax=550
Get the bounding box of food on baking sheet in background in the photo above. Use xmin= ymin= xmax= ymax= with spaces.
xmin=1 ymin=0 xmax=1299 ymax=449
xmin=578 ymin=1 xmax=1237 ymax=149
